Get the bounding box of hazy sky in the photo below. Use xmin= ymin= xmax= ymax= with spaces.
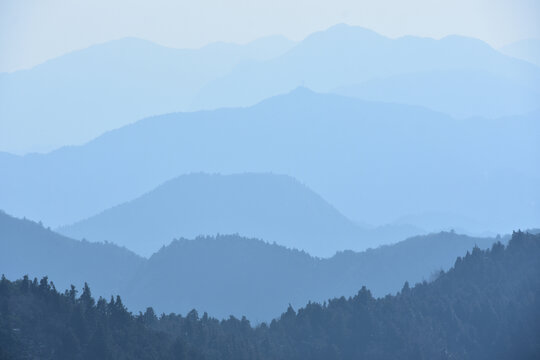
xmin=1 ymin=0 xmax=539 ymax=72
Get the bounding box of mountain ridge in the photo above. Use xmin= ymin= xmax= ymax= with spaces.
xmin=0 ymin=210 xmax=501 ymax=321
xmin=1 ymin=89 xmax=538 ymax=234
xmin=57 ymin=172 xmax=422 ymax=257
xmin=3 ymin=24 xmax=539 ymax=154
xmin=191 ymin=24 xmax=540 ymax=113
xmin=0 ymin=36 xmax=295 ymax=154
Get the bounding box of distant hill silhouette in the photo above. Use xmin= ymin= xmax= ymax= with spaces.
xmin=3 ymin=25 xmax=539 ymax=154
xmin=0 ymin=210 xmax=143 ymax=298
xmin=58 ymin=173 xmax=421 ymax=257
xmin=1 ymin=89 xmax=537 ymax=234
xmin=125 ymin=231 xmax=500 ymax=321
xmin=500 ymin=38 xmax=540 ymax=67
xmin=334 ymin=69 xmax=540 ymax=118
xmin=0 ymin=36 xmax=295 ymax=153
xmin=191 ymin=24 xmax=540 ymax=116
xmin=0 ymin=211 xmax=501 ymax=321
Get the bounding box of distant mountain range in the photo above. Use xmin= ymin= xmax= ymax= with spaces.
xmin=192 ymin=24 xmax=540 ymax=116
xmin=0 ymin=36 xmax=295 ymax=153
xmin=2 ymin=24 xmax=539 ymax=154
xmin=0 ymin=211 xmax=502 ymax=321
xmin=2 ymin=20 xmax=538 ymax=360
xmin=1 ymin=89 xmax=538 ymax=234
xmin=58 ymin=173 xmax=421 ymax=257
xmin=333 ymin=69 xmax=540 ymax=118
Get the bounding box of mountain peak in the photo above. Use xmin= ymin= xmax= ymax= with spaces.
xmin=58 ymin=172 xmax=363 ymax=258
xmin=301 ymin=23 xmax=387 ymax=45
xmin=288 ymin=86 xmax=316 ymax=96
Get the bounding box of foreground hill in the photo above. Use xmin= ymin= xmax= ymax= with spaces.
xmin=58 ymin=173 xmax=420 ymax=257
xmin=0 ymin=211 xmax=143 ymax=298
xmin=0 ymin=36 xmax=295 ymax=153
xmin=1 ymin=211 xmax=498 ymax=321
xmin=124 ymin=231 xmax=499 ymax=321
xmin=1 ymin=89 xmax=538 ymax=234
xmin=1 ymin=231 xmax=537 ymax=359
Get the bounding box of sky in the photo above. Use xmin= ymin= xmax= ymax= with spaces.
xmin=1 ymin=0 xmax=540 ymax=72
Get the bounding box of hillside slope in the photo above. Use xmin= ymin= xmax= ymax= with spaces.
xmin=333 ymin=69 xmax=540 ymax=118
xmin=123 ymin=232 xmax=499 ymax=321
xmin=1 ymin=231 xmax=537 ymax=359
xmin=0 ymin=36 xmax=295 ymax=153
xmin=58 ymin=173 xmax=420 ymax=257
xmin=1 ymin=211 xmax=499 ymax=321
xmin=500 ymin=38 xmax=540 ymax=67
xmin=0 ymin=211 xmax=143 ymax=299
xmin=1 ymin=89 xmax=538 ymax=234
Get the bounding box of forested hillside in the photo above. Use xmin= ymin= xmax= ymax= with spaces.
xmin=1 ymin=211 xmax=499 ymax=321
xmin=0 ymin=211 xmax=143 ymax=298
xmin=125 ymin=231 xmax=499 ymax=320
xmin=1 ymin=231 xmax=538 ymax=359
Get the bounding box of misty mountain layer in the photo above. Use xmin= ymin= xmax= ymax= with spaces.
xmin=58 ymin=173 xmax=421 ymax=257
xmin=192 ymin=24 xmax=540 ymax=115
xmin=1 ymin=211 xmax=501 ymax=321
xmin=2 ymin=24 xmax=539 ymax=154
xmin=0 ymin=36 xmax=295 ymax=153
xmin=0 ymin=211 xmax=143 ymax=299
xmin=1 ymin=90 xmax=538 ymax=234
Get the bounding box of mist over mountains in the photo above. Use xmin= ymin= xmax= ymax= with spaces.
xmin=1 ymin=89 xmax=538 ymax=236
xmin=2 ymin=25 xmax=537 ymax=240
xmin=500 ymin=38 xmax=540 ymax=67
xmin=2 ymin=24 xmax=539 ymax=154
xmin=0 ymin=211 xmax=142 ymax=299
xmin=1 ymin=17 xmax=540 ymax=358
xmin=192 ymin=24 xmax=540 ymax=114
xmin=58 ymin=173 xmax=421 ymax=257
xmin=0 ymin=36 xmax=295 ymax=153
xmin=0 ymin=211 xmax=502 ymax=321
xmin=334 ymin=69 xmax=540 ymax=118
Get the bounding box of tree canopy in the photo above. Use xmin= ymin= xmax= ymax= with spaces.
xmin=1 ymin=231 xmax=539 ymax=359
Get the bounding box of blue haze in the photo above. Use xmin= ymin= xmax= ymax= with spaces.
xmin=0 ymin=210 xmax=502 ymax=321
xmin=500 ymin=38 xmax=540 ymax=67
xmin=58 ymin=173 xmax=421 ymax=257
xmin=0 ymin=36 xmax=295 ymax=153
xmin=191 ymin=24 xmax=540 ymax=115
xmin=1 ymin=89 xmax=537 ymax=240
xmin=2 ymin=24 xmax=540 ymax=154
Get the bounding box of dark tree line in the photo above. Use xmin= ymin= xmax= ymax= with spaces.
xmin=1 ymin=231 xmax=539 ymax=359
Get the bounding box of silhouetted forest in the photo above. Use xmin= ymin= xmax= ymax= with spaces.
xmin=1 ymin=231 xmax=539 ymax=359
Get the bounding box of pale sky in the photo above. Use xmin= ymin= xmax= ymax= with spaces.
xmin=1 ymin=0 xmax=539 ymax=72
